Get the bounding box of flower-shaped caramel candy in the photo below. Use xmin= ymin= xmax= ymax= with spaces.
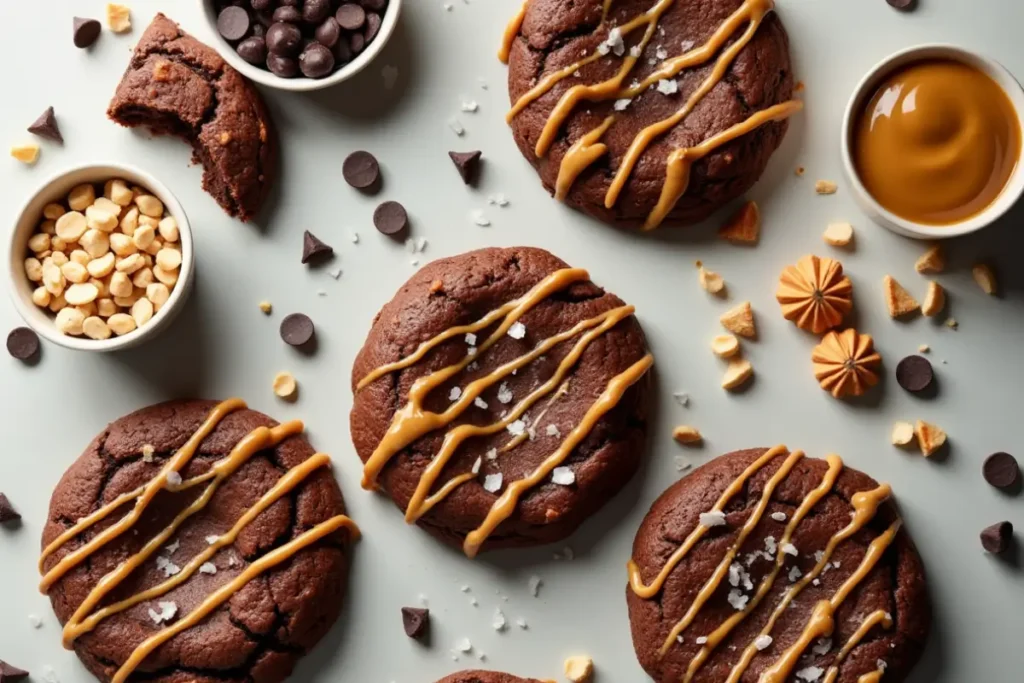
xmin=811 ymin=329 xmax=881 ymax=399
xmin=776 ymin=255 xmax=853 ymax=334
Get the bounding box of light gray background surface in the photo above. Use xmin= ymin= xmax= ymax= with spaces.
xmin=1 ymin=1 xmax=1022 ymax=681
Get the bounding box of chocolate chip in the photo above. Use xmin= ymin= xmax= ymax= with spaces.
xmin=217 ymin=6 xmax=251 ymax=41
xmin=343 ymin=151 xmax=380 ymax=189
xmin=238 ymin=36 xmax=268 ymax=65
xmin=0 ymin=493 xmax=20 ymax=524
xmin=299 ymin=42 xmax=335 ymax=78
xmin=315 ymin=17 xmax=341 ymax=48
xmin=267 ymin=53 xmax=299 ymax=78
xmin=350 ymin=32 xmax=366 ymax=55
xmin=374 ymin=201 xmax=408 ymax=236
xmin=267 ymin=21 xmax=302 ymax=56
xmin=6 ymin=327 xmax=39 ymax=362
xmin=302 ymin=231 xmax=334 ymax=264
xmin=336 ymin=3 xmax=366 ymax=30
xmin=364 ymin=12 xmax=382 ymax=42
xmin=0 ymin=660 xmax=29 ymax=683
xmin=27 ymin=106 xmax=63 ymax=144
xmin=272 ymin=6 xmax=303 ymax=24
xmin=449 ymin=150 xmax=482 ymax=185
xmin=895 ymin=355 xmax=933 ymax=393
xmin=303 ymin=0 xmax=333 ymax=24
xmin=280 ymin=313 xmax=315 ymax=347
xmin=251 ymin=0 xmax=274 ymax=9
xmin=360 ymin=0 xmax=389 ymax=11
xmin=983 ymin=452 xmax=1020 ymax=490
xmin=981 ymin=521 xmax=1013 ymax=554
xmin=886 ymin=0 xmax=915 ymax=9
xmin=332 ymin=37 xmax=354 ymax=64
xmin=401 ymin=607 xmax=429 ymax=639
xmin=73 ymin=17 xmax=102 ymax=49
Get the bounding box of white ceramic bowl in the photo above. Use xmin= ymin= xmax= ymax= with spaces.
xmin=7 ymin=163 xmax=195 ymax=353
xmin=200 ymin=0 xmax=402 ymax=92
xmin=841 ymin=44 xmax=1024 ymax=240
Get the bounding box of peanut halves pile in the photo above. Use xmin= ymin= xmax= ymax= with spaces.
xmin=23 ymin=179 xmax=182 ymax=339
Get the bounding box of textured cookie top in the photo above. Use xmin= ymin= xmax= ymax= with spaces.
xmin=351 ymin=247 xmax=651 ymax=556
xmin=627 ymin=448 xmax=930 ymax=683
xmin=436 ymin=671 xmax=548 ymax=683
xmin=41 ymin=400 xmax=355 ymax=683
xmin=108 ymin=13 xmax=276 ymax=222
xmin=504 ymin=0 xmax=795 ymax=229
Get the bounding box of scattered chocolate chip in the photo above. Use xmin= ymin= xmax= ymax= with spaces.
xmin=361 ymin=0 xmax=388 ymax=11
xmin=299 ymin=42 xmax=335 ymax=78
xmin=886 ymin=0 xmax=915 ymax=9
xmin=272 ymin=6 xmax=303 ymax=24
xmin=280 ymin=313 xmax=316 ymax=347
xmin=364 ymin=12 xmax=382 ymax=42
xmin=983 ymin=452 xmax=1020 ymax=490
xmin=336 ymin=3 xmax=367 ymax=30
xmin=6 ymin=327 xmax=39 ymax=362
xmin=237 ymin=36 xmax=268 ymax=65
xmin=217 ymin=6 xmax=251 ymax=41
xmin=895 ymin=355 xmax=933 ymax=393
xmin=28 ymin=106 xmax=63 ymax=144
xmin=267 ymin=22 xmax=302 ymax=57
xmin=0 ymin=661 xmax=29 ymax=683
xmin=267 ymin=53 xmax=299 ymax=78
xmin=343 ymin=151 xmax=380 ymax=189
xmin=302 ymin=231 xmax=334 ymax=264
xmin=401 ymin=607 xmax=429 ymax=639
xmin=315 ymin=17 xmax=341 ymax=48
xmin=374 ymin=201 xmax=408 ymax=236
xmin=449 ymin=150 xmax=482 ymax=185
xmin=0 ymin=493 xmax=20 ymax=524
xmin=303 ymin=0 xmax=333 ymax=24
xmin=251 ymin=0 xmax=274 ymax=9
xmin=981 ymin=521 xmax=1013 ymax=554
xmin=73 ymin=17 xmax=102 ymax=48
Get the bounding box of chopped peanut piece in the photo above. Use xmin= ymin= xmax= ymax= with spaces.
xmin=915 ymin=420 xmax=947 ymax=457
xmin=672 ymin=425 xmax=703 ymax=445
xmin=918 ymin=344 xmax=930 ymax=353
xmin=699 ymin=265 xmax=726 ymax=296
xmin=718 ymin=201 xmax=760 ymax=244
xmin=711 ymin=334 xmax=740 ymax=358
xmin=273 ymin=371 xmax=298 ymax=400
xmin=11 ymin=143 xmax=40 ymax=164
xmin=921 ymin=281 xmax=945 ymax=317
xmin=883 ymin=275 xmax=919 ymax=318
xmin=720 ymin=301 xmax=756 ymax=338
xmin=259 ymin=300 xmax=273 ymax=314
xmin=564 ymin=656 xmax=594 ymax=683
xmin=822 ymin=222 xmax=854 ymax=247
xmin=891 ymin=421 xmax=915 ymax=447
xmin=815 ymin=180 xmax=838 ymax=195
xmin=972 ymin=263 xmax=998 ymax=295
xmin=722 ymin=358 xmax=754 ymax=390
xmin=106 ymin=3 xmax=132 ymax=33
xmin=914 ymin=244 xmax=945 ymax=274
xmin=945 ymin=317 xmax=958 ymax=330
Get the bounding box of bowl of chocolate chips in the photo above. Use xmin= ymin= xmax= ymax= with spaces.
xmin=203 ymin=0 xmax=401 ymax=91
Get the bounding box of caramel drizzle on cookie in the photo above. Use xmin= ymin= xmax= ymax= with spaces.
xmin=627 ymin=445 xmax=900 ymax=682
xmin=356 ymin=267 xmax=653 ymax=558
xmin=501 ymin=0 xmax=803 ymax=230
xmin=37 ymin=399 xmax=360 ymax=683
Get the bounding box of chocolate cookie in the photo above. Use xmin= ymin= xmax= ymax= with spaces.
xmin=108 ymin=14 xmax=277 ymax=222
xmin=41 ymin=399 xmax=357 ymax=683
xmin=627 ymin=448 xmax=930 ymax=683
xmin=350 ymin=247 xmax=652 ymax=556
xmin=503 ymin=0 xmax=796 ymax=230
xmin=436 ymin=671 xmax=545 ymax=683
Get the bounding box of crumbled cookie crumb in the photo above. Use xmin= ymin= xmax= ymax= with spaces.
xmin=914 ymin=244 xmax=945 ymax=274
xmin=711 ymin=334 xmax=740 ymax=358
xmin=883 ymin=275 xmax=919 ymax=318
xmin=720 ymin=301 xmax=756 ymax=338
xmin=272 ymin=371 xmax=297 ymax=400
xmin=822 ymin=222 xmax=854 ymax=247
xmin=11 ymin=143 xmax=40 ymax=164
xmin=722 ymin=358 xmax=754 ymax=390
xmin=106 ymin=3 xmax=131 ymax=33
xmin=815 ymin=180 xmax=838 ymax=195
xmin=718 ymin=201 xmax=760 ymax=244
xmin=921 ymin=281 xmax=945 ymax=317
xmin=972 ymin=263 xmax=998 ymax=295
xmin=258 ymin=300 xmax=272 ymax=314
xmin=891 ymin=421 xmax=915 ymax=447
xmin=564 ymin=655 xmax=594 ymax=683
xmin=945 ymin=317 xmax=958 ymax=330
xmin=699 ymin=264 xmax=726 ymax=295
xmin=795 ymin=166 xmax=805 ymax=177
xmin=915 ymin=420 xmax=947 ymax=457
xmin=918 ymin=344 xmax=930 ymax=353
xmin=672 ymin=425 xmax=703 ymax=445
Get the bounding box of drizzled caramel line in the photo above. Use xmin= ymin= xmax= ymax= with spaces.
xmin=858 ymin=670 xmax=885 ymax=683
xmin=723 ymin=485 xmax=894 ymax=683
xmin=556 ymin=116 xmax=616 ymax=200
xmin=680 ymin=455 xmax=845 ymax=681
xmin=111 ymin=514 xmax=357 ymax=683
xmin=628 ymin=445 xmax=788 ymax=599
xmin=463 ymin=352 xmax=653 ymax=557
xmin=658 ymin=449 xmax=806 ymax=654
xmin=498 ymin=1 xmax=527 ymax=63
xmin=756 ymin=520 xmax=902 ymax=683
xmin=822 ymin=610 xmax=893 ymax=683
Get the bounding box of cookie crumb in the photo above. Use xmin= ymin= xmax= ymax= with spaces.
xmin=672 ymin=425 xmax=703 ymax=445
xmin=711 ymin=334 xmax=740 ymax=358
xmin=258 ymin=300 xmax=272 ymax=314
xmin=272 ymin=371 xmax=298 ymax=401
xmin=699 ymin=264 xmax=727 ymax=295
xmin=106 ymin=4 xmax=131 ymax=33
xmin=718 ymin=201 xmax=760 ymax=244
xmin=915 ymin=244 xmax=945 ymax=274
xmin=891 ymin=421 xmax=915 ymax=447
xmin=722 ymin=358 xmax=754 ymax=390
xmin=795 ymin=166 xmax=805 ymax=176
xmin=814 ymin=180 xmax=837 ymax=195
xmin=918 ymin=344 xmax=930 ymax=353
xmin=921 ymin=281 xmax=945 ymax=317
xmin=915 ymin=420 xmax=947 ymax=457
xmin=822 ymin=222 xmax=854 ymax=247
xmin=945 ymin=317 xmax=958 ymax=330
xmin=883 ymin=275 xmax=919 ymax=318
xmin=720 ymin=302 xmax=756 ymax=338
xmin=564 ymin=655 xmax=594 ymax=683
xmin=972 ymin=263 xmax=998 ymax=295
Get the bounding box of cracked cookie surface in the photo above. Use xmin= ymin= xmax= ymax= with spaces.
xmin=107 ymin=13 xmax=277 ymax=222
xmin=626 ymin=448 xmax=930 ymax=683
xmin=42 ymin=400 xmax=351 ymax=683
xmin=506 ymin=0 xmax=793 ymax=228
xmin=350 ymin=246 xmax=650 ymax=552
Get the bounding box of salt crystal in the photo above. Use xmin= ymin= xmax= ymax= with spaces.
xmin=471 ymin=457 xmax=482 ymax=474
xmin=483 ymin=473 xmax=503 ymax=493
xmin=455 ymin=637 xmax=472 ymax=652
xmin=508 ymin=322 xmax=526 ymax=339
xmin=492 ymin=608 xmax=507 ymax=631
xmin=164 ymin=540 xmax=180 ymax=555
xmin=199 ymin=562 xmax=217 ymax=575
xmin=528 ymin=575 xmax=542 ymax=596
xmin=497 ymin=382 xmax=513 ymax=404
xmin=449 ymin=386 xmax=463 ymax=401
xmin=545 ymin=424 xmax=561 ymax=437
xmin=551 ymin=466 xmax=575 ymax=485
xmin=695 ymin=636 xmax=708 ymax=645
xmin=629 ymin=45 xmax=642 ymax=57
xmin=507 ymin=420 xmax=526 ymax=436
xmin=673 ymin=392 xmax=690 ymax=407
xmin=681 ymin=39 xmax=695 ymax=51
xmin=788 ymin=566 xmax=802 ymax=582
xmin=795 ymin=666 xmax=824 ymax=682
xmin=656 ymin=79 xmax=678 ymax=95
xmin=782 ymin=543 xmax=798 ymax=556
xmin=699 ymin=510 xmax=727 ymax=527
xmin=754 ymin=635 xmax=773 ymax=651
xmin=655 ymin=46 xmax=668 ymax=59
xmin=764 ymin=536 xmax=778 ymax=555
xmin=485 ymin=448 xmax=498 ymax=461
xmin=516 ymin=617 xmax=528 ymax=629
xmin=474 ymin=397 xmax=488 ymax=409
xmin=770 ymin=512 xmax=787 ymax=522
xmin=461 ymin=100 xmax=479 ymax=113
xmin=674 ymin=455 xmax=693 ymax=472
xmin=472 ymin=210 xmax=490 ymax=226
xmin=28 ymin=614 xmax=42 ymax=628
xmin=812 ymin=638 xmax=832 ymax=655
xmin=465 ymin=333 xmax=477 ymax=346
xmin=205 ymin=535 xmax=220 ymax=545
xmin=165 ymin=471 xmax=182 ymax=487
xmin=727 ymin=589 xmax=749 ymax=611
xmin=449 ymin=119 xmax=465 ymax=136
xmin=613 ymin=98 xmax=632 ymax=111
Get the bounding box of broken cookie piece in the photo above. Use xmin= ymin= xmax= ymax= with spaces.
xmin=883 ymin=275 xmax=919 ymax=318
xmin=718 ymin=201 xmax=760 ymax=244
xmin=921 ymin=281 xmax=945 ymax=317
xmin=720 ymin=301 xmax=756 ymax=338
xmin=822 ymin=221 xmax=854 ymax=247
xmin=914 ymin=244 xmax=945 ymax=274
xmin=915 ymin=420 xmax=947 ymax=457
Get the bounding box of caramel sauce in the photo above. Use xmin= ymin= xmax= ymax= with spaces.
xmin=854 ymin=58 xmax=1021 ymax=225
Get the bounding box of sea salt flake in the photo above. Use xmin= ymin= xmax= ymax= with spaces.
xmin=155 ymin=555 xmax=181 ymax=577
xmin=613 ymin=98 xmax=632 ymax=111
xmin=545 ymin=424 xmax=561 ymax=437
xmin=492 ymin=608 xmax=507 ymax=631
xmin=471 ymin=210 xmax=490 ymax=226
xmin=728 ymin=562 xmax=743 ymax=587
xmin=470 ymin=597 xmax=478 ymax=606
xmin=795 ymin=666 xmax=825 ymax=682
xmin=148 ymin=601 xmax=178 ymax=624
xmin=485 ymin=448 xmax=498 ymax=461
xmin=449 ymin=386 xmax=463 ymax=401
xmin=695 ymin=636 xmax=708 ymax=645
xmin=508 ymin=322 xmax=526 ymax=339
xmin=656 ymin=79 xmax=678 ymax=95
xmin=42 ymin=666 xmax=58 ymax=683
xmin=507 ymin=420 xmax=526 ymax=436
xmin=727 ymin=589 xmax=749 ymax=611
xmin=673 ymin=392 xmax=690 ymax=407
xmin=165 ymin=471 xmax=183 ymax=487
xmin=551 ymin=466 xmax=575 ymax=485
xmin=461 ymin=585 xmax=471 ymax=593
xmin=655 ymin=46 xmax=668 ymax=60
xmin=700 ymin=510 xmax=727 ymax=527
xmin=474 ymin=396 xmax=488 ymax=409
xmin=461 ymin=100 xmax=479 ymax=113
xmin=205 ymin=535 xmax=220 ymax=545
xmin=876 ymin=659 xmax=888 ymax=671
xmin=629 ymin=45 xmax=642 ymax=57
xmin=597 ymin=43 xmax=611 ymax=55
xmin=448 ymin=119 xmax=465 ymax=135
xmin=497 ymin=382 xmax=513 ymax=404
xmin=465 ymin=333 xmax=477 ymax=346
xmin=199 ymin=562 xmax=217 ymax=575
xmin=754 ymin=635 xmax=773 ymax=651
xmin=674 ymin=455 xmax=693 ymax=472
xmin=788 ymin=566 xmax=802 ymax=582
xmin=483 ymin=473 xmax=503 ymax=493
xmin=329 ymin=268 xmax=342 ymax=279
xmin=477 ymin=652 xmax=487 ymax=661
xmin=812 ymin=578 xmax=820 ymax=586
xmin=471 ymin=457 xmax=482 ymax=474
xmin=604 ymin=27 xmax=625 ymax=56
xmin=681 ymin=39 xmax=695 ymax=51
xmin=814 ymin=550 xmax=825 ymax=563
xmin=770 ymin=512 xmax=787 ymax=522
xmin=456 ymin=637 xmax=473 ymax=652
xmin=812 ymin=638 xmax=832 ymax=655
xmin=528 ymin=575 xmax=542 ymax=596
xmin=164 ymin=540 xmax=180 ymax=555
xmin=764 ymin=536 xmax=778 ymax=555
xmin=782 ymin=543 xmax=799 ymax=556
xmin=28 ymin=614 xmax=42 ymax=628
xmin=351 ymin=232 xmax=360 ymax=244
xmin=516 ymin=617 xmax=528 ymax=629
xmin=467 ymin=347 xmax=478 ymax=356
xmin=833 ymin=561 xmax=841 ymax=568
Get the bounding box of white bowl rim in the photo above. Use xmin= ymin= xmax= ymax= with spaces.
xmin=840 ymin=43 xmax=1024 ymax=239
xmin=7 ymin=161 xmax=194 ymax=352
xmin=199 ymin=0 xmax=403 ymax=93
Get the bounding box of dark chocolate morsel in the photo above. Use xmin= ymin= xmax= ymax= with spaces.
xmin=373 ymin=201 xmax=408 ymax=236
xmin=237 ymin=36 xmax=269 ymax=65
xmin=267 ymin=53 xmax=299 ymax=77
xmin=280 ymin=313 xmax=316 ymax=347
xmin=343 ymin=151 xmax=380 ymax=189
xmin=299 ymin=42 xmax=335 ymax=78
xmin=28 ymin=107 xmax=63 ymax=144
xmin=73 ymin=17 xmax=102 ymax=48
xmin=266 ymin=21 xmax=302 ymax=56
xmin=217 ymin=6 xmax=251 ymax=41
xmin=401 ymin=607 xmax=429 ymax=639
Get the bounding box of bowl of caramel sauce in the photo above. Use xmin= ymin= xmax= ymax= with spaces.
xmin=842 ymin=44 xmax=1024 ymax=239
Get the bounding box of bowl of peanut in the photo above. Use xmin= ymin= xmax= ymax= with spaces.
xmin=7 ymin=163 xmax=194 ymax=352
